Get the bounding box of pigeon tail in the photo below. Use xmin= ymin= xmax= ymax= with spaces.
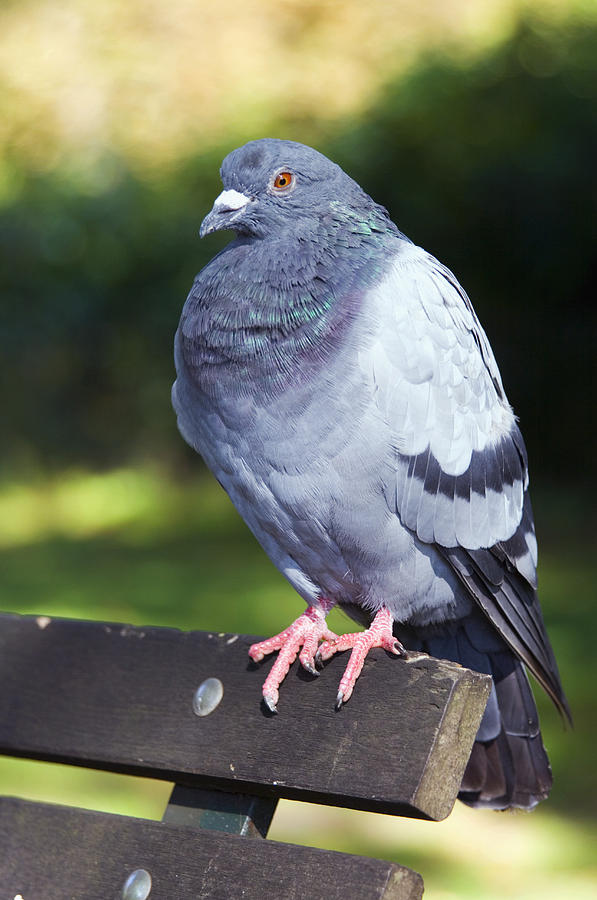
xmin=400 ymin=612 xmax=552 ymax=810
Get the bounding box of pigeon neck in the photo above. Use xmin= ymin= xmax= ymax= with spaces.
xmin=184 ymin=221 xmax=400 ymax=396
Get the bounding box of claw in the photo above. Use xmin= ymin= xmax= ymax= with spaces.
xmin=263 ymin=694 xmax=278 ymax=714
xmin=249 ymin=600 xmax=336 ymax=709
xmin=325 ymin=607 xmax=401 ymax=707
xmin=251 ymin=604 xmax=403 ymax=710
xmin=301 ymin=660 xmax=320 ymax=677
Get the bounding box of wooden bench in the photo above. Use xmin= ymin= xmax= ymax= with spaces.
xmin=0 ymin=612 xmax=491 ymax=899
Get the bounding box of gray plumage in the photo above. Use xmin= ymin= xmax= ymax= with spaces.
xmin=173 ymin=138 xmax=570 ymax=809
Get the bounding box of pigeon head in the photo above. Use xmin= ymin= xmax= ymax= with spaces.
xmin=200 ymin=138 xmax=378 ymax=240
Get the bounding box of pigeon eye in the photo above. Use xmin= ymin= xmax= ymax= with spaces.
xmin=273 ymin=171 xmax=294 ymax=191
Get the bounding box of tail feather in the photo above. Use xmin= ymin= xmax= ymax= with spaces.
xmin=401 ymin=612 xmax=553 ymax=810
xmin=460 ymin=664 xmax=552 ymax=809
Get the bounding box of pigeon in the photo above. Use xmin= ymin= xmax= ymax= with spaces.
xmin=172 ymin=138 xmax=570 ymax=810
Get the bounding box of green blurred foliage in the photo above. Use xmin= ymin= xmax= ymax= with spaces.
xmin=1 ymin=14 xmax=595 ymax=484
xmin=0 ymin=151 xmax=224 ymax=469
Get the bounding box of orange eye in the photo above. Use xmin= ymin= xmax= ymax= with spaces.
xmin=273 ymin=171 xmax=294 ymax=190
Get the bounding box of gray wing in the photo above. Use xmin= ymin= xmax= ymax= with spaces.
xmin=364 ymin=245 xmax=570 ymax=719
xmin=439 ymin=496 xmax=571 ymax=722
xmin=365 ymin=244 xmax=528 ymax=553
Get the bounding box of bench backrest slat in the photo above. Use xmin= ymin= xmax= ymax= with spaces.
xmin=0 ymin=796 xmax=424 ymax=900
xmin=0 ymin=613 xmax=490 ymax=821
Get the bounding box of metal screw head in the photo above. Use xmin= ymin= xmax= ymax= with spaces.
xmin=193 ymin=677 xmax=224 ymax=716
xmin=122 ymin=868 xmax=152 ymax=899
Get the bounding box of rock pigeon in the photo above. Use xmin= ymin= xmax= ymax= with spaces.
xmin=172 ymin=138 xmax=570 ymax=810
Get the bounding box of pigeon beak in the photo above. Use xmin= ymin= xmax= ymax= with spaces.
xmin=199 ymin=189 xmax=251 ymax=237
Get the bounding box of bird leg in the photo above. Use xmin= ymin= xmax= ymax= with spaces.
xmin=316 ymin=607 xmax=405 ymax=708
xmin=248 ymin=599 xmax=338 ymax=712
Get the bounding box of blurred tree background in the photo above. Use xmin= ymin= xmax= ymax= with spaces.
xmin=0 ymin=1 xmax=596 ymax=898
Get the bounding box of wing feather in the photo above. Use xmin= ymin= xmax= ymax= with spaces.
xmin=369 ymin=245 xmax=527 ymax=549
xmin=366 ymin=244 xmax=569 ymax=721
xmin=438 ymin=499 xmax=571 ymax=724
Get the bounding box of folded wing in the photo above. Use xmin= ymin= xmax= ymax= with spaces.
xmin=368 ymin=245 xmax=569 ymax=719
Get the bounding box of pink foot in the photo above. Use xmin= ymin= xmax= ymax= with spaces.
xmin=249 ymin=600 xmax=338 ymax=712
xmin=316 ymin=607 xmax=405 ymax=708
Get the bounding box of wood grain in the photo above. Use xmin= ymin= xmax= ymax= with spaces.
xmin=0 ymin=612 xmax=491 ymax=820
xmin=0 ymin=797 xmax=424 ymax=900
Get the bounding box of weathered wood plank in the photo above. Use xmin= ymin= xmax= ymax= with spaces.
xmin=0 ymin=612 xmax=490 ymax=820
xmin=0 ymin=797 xmax=424 ymax=900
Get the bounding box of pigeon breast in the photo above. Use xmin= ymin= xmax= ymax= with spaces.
xmin=173 ymin=226 xmax=477 ymax=626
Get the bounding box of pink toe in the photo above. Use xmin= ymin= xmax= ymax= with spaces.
xmin=250 ymin=602 xmax=336 ymax=708
xmin=325 ymin=608 xmax=402 ymax=707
